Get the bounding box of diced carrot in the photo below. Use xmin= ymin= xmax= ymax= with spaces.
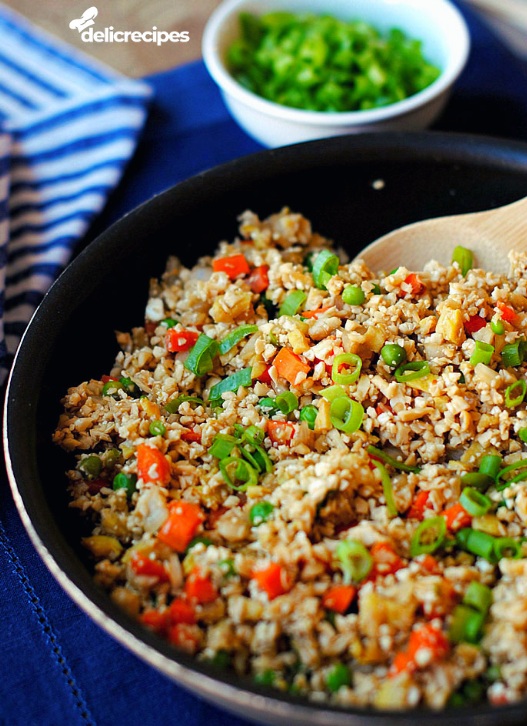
xmin=136 ymin=443 xmax=171 ymax=485
xmin=273 ymin=347 xmax=310 ymax=386
xmin=390 ymin=623 xmax=449 ymax=676
xmin=370 ymin=542 xmax=404 ymax=577
xmin=423 ymin=579 xmax=457 ymax=618
xmin=248 ymin=264 xmax=269 ymax=293
xmin=130 ymin=552 xmax=169 ymax=582
xmin=213 ymin=254 xmax=250 ymax=280
xmin=185 ymin=567 xmax=218 ymax=604
xmin=157 ymin=501 xmax=205 ymax=552
xmin=407 ymin=490 xmax=431 ymax=521
xmin=390 ymin=650 xmax=415 ymax=676
xmin=302 ymin=306 xmax=331 ymax=319
xmin=167 ymin=623 xmax=201 ymax=653
xmin=168 ymin=598 xmax=196 ymax=625
xmin=181 ymin=429 xmax=202 ymax=443
xmin=140 ymin=609 xmax=169 ymax=634
xmin=497 ymin=301 xmax=517 ymax=323
xmin=165 ymin=328 xmax=199 ymax=353
xmin=267 ymin=420 xmax=296 ymax=446
xmin=322 ymin=584 xmax=356 ymax=614
xmin=417 ymin=554 xmax=440 ymax=574
xmin=443 ymin=502 xmax=472 ymax=531
xmin=464 ymin=314 xmax=487 ymax=334
xmin=252 ymin=562 xmax=291 ymax=600
xmin=403 ymin=273 xmax=426 ymax=296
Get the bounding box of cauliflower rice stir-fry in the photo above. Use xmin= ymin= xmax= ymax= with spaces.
xmin=54 ymin=208 xmax=527 ymax=710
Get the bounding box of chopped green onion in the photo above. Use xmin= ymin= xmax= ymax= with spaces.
xmin=103 ymin=448 xmax=121 ymax=468
xmin=161 ymin=317 xmax=178 ymax=328
xmin=243 ymin=425 xmax=265 ymax=445
xmin=102 ymin=379 xmax=125 ymax=398
xmin=210 ymin=433 xmax=238 ymax=459
xmin=186 ymin=536 xmax=213 ymax=552
xmin=278 ymin=290 xmax=307 ymax=317
xmin=326 ymin=662 xmax=351 ymax=693
xmin=505 ymin=380 xmax=527 ymax=408
xmin=394 ymin=360 xmax=430 ymax=382
xmin=501 ymin=341 xmax=523 ymax=367
xmin=342 ymin=285 xmax=365 ymax=306
xmin=449 ymin=604 xmax=485 ymax=644
xmin=218 ymin=325 xmax=258 ymax=355
xmin=320 ymin=385 xmax=347 ymax=401
xmin=459 ymin=487 xmax=492 ymax=517
xmin=209 ymin=650 xmax=231 ymax=668
xmin=299 ymin=404 xmax=318 ymax=430
xmin=119 ymin=377 xmax=140 ymax=397
xmin=371 ymin=459 xmax=398 ymax=517
xmin=79 ymin=454 xmax=102 ymax=478
xmin=242 ymin=443 xmax=273 ymax=474
xmin=209 ymin=367 xmax=253 ymax=401
xmin=380 ymin=343 xmax=407 ymax=369
xmin=463 ymin=581 xmax=492 ymax=614
xmin=479 ymin=454 xmax=502 ymax=481
xmin=329 ymin=396 xmax=364 ymax=434
xmin=491 ymin=319 xmax=505 ymax=335
xmin=519 ymin=428 xmax=527 ymax=443
xmin=331 ymin=353 xmax=362 ymax=385
xmin=470 ymin=341 xmax=494 ymax=366
xmin=275 ymin=391 xmax=299 ymax=414
xmin=493 ymin=537 xmax=522 ymax=560
xmin=249 ymin=500 xmax=274 ymax=525
xmin=258 ymin=397 xmax=279 ymax=414
xmin=455 ymin=528 xmax=495 ymax=561
xmin=219 ymin=457 xmax=258 ymax=491
xmin=336 ymin=540 xmax=373 ymax=584
xmin=112 ymin=471 xmax=137 ymax=497
xmin=460 ymin=472 xmax=493 ymax=491
xmin=184 ymin=334 xmax=219 ymax=376
xmin=496 ymin=459 xmax=527 ymax=491
xmin=312 ymin=249 xmax=339 ymax=290
xmin=410 ymin=516 xmax=446 ymax=557
xmin=366 ymin=445 xmax=420 ymax=473
xmin=371 ymin=283 xmax=381 ymax=295
xmin=218 ymin=557 xmax=237 ymax=578
xmin=452 ymin=245 xmax=473 ymax=275
xmin=254 ymin=669 xmax=275 ymax=686
xmin=149 ymin=420 xmax=166 ymax=437
xmin=165 ymin=395 xmax=204 ymax=414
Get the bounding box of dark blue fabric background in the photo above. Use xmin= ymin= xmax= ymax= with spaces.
xmin=2 ymin=3 xmax=527 ymax=725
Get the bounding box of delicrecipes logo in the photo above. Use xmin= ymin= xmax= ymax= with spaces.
xmin=69 ymin=6 xmax=190 ymax=45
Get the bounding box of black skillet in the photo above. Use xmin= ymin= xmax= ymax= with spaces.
xmin=5 ymin=132 xmax=527 ymax=725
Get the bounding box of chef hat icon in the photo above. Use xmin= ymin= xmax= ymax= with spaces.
xmin=69 ymin=6 xmax=98 ymax=32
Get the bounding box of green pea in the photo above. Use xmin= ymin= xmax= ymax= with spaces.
xmin=249 ymin=501 xmax=275 ymax=525
xmin=102 ymin=379 xmax=125 ymax=397
xmin=258 ymin=397 xmax=279 ymax=414
xmin=79 ymin=455 xmax=102 ymax=478
xmin=299 ymin=404 xmax=318 ymax=430
xmin=326 ymin=663 xmax=351 ymax=693
xmin=149 ymin=419 xmax=167 ymax=437
xmin=342 ymin=285 xmax=365 ymax=306
xmin=112 ymin=472 xmax=137 ymax=497
xmin=254 ymin=669 xmax=276 ymax=686
xmin=380 ymin=343 xmax=407 ymax=368
xmin=161 ymin=317 xmax=178 ymax=328
xmin=103 ymin=448 xmax=121 ymax=468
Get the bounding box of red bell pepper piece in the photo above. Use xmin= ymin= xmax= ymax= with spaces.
xmin=251 ymin=562 xmax=291 ymax=600
xmin=213 ymin=254 xmax=250 ymax=280
xmin=185 ymin=567 xmax=218 ymax=604
xmin=464 ymin=314 xmax=486 ymax=334
xmin=137 ymin=443 xmax=171 ymax=485
xmin=130 ymin=552 xmax=169 ymax=582
xmin=496 ymin=301 xmax=517 ymax=323
xmin=248 ymin=265 xmax=269 ymax=293
xmin=157 ymin=501 xmax=205 ymax=552
xmin=322 ymin=585 xmax=356 ymax=614
xmin=165 ymin=328 xmax=199 ymax=353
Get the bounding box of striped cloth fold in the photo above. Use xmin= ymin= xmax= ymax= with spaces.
xmin=0 ymin=4 xmax=151 ymax=382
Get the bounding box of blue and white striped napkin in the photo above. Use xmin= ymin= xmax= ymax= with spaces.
xmin=0 ymin=5 xmax=151 ymax=382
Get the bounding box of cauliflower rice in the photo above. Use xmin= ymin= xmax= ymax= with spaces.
xmin=54 ymin=208 xmax=527 ymax=711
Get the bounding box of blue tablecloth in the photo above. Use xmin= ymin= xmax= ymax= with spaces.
xmin=2 ymin=3 xmax=527 ymax=725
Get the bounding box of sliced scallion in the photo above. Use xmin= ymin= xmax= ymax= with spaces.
xmin=249 ymin=500 xmax=274 ymax=525
xmin=463 ymin=580 xmax=492 ymax=614
xmin=209 ymin=367 xmax=253 ymax=401
xmin=336 ymin=540 xmax=373 ymax=584
xmin=496 ymin=459 xmax=527 ymax=491
xmin=210 ymin=433 xmax=239 ymax=459
xmin=275 ymin=391 xmax=299 ymax=414
xmin=505 ymin=379 xmax=527 ymax=408
xmin=490 ymin=319 xmax=505 ymax=335
xmin=165 ymin=395 xmax=204 ymax=414
xmin=452 ymin=245 xmax=474 ymax=276
xmin=278 ymin=290 xmax=307 ymax=317
xmin=394 ymin=360 xmax=430 ymax=383
xmin=320 ymin=385 xmax=347 ymax=401
xmin=470 ymin=341 xmax=494 ymax=367
xmin=371 ymin=459 xmax=398 ymax=517
xmin=312 ymin=249 xmax=339 ymax=290
xmin=219 ymin=457 xmax=258 ymax=491
xmin=299 ymin=404 xmax=318 ymax=430
xmin=366 ymin=445 xmax=420 ymax=473
xmin=459 ymin=487 xmax=492 ymax=517
xmin=329 ymin=396 xmax=364 ymax=434
xmin=449 ymin=604 xmax=485 ymax=644
xmin=501 ymin=341 xmax=523 ymax=367
xmin=455 ymin=528 xmax=495 ymax=561
xmin=479 ymin=454 xmax=502 ymax=481
xmin=218 ymin=324 xmax=258 ymax=355
xmin=410 ymin=516 xmax=446 ymax=557
xmin=493 ymin=536 xmax=522 ymax=560
xmin=460 ymin=472 xmax=493 ymax=491
xmin=331 ymin=353 xmax=362 ymax=386
xmin=184 ymin=334 xmax=219 ymax=376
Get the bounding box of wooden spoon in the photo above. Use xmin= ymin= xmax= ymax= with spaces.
xmin=355 ymin=196 xmax=527 ymax=275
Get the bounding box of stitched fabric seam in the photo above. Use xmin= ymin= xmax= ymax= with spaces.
xmin=0 ymin=519 xmax=96 ymax=726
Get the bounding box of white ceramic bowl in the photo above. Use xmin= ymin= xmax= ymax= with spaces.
xmin=202 ymin=0 xmax=470 ymax=147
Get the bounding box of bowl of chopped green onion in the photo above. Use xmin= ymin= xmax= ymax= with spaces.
xmin=202 ymin=0 xmax=470 ymax=147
